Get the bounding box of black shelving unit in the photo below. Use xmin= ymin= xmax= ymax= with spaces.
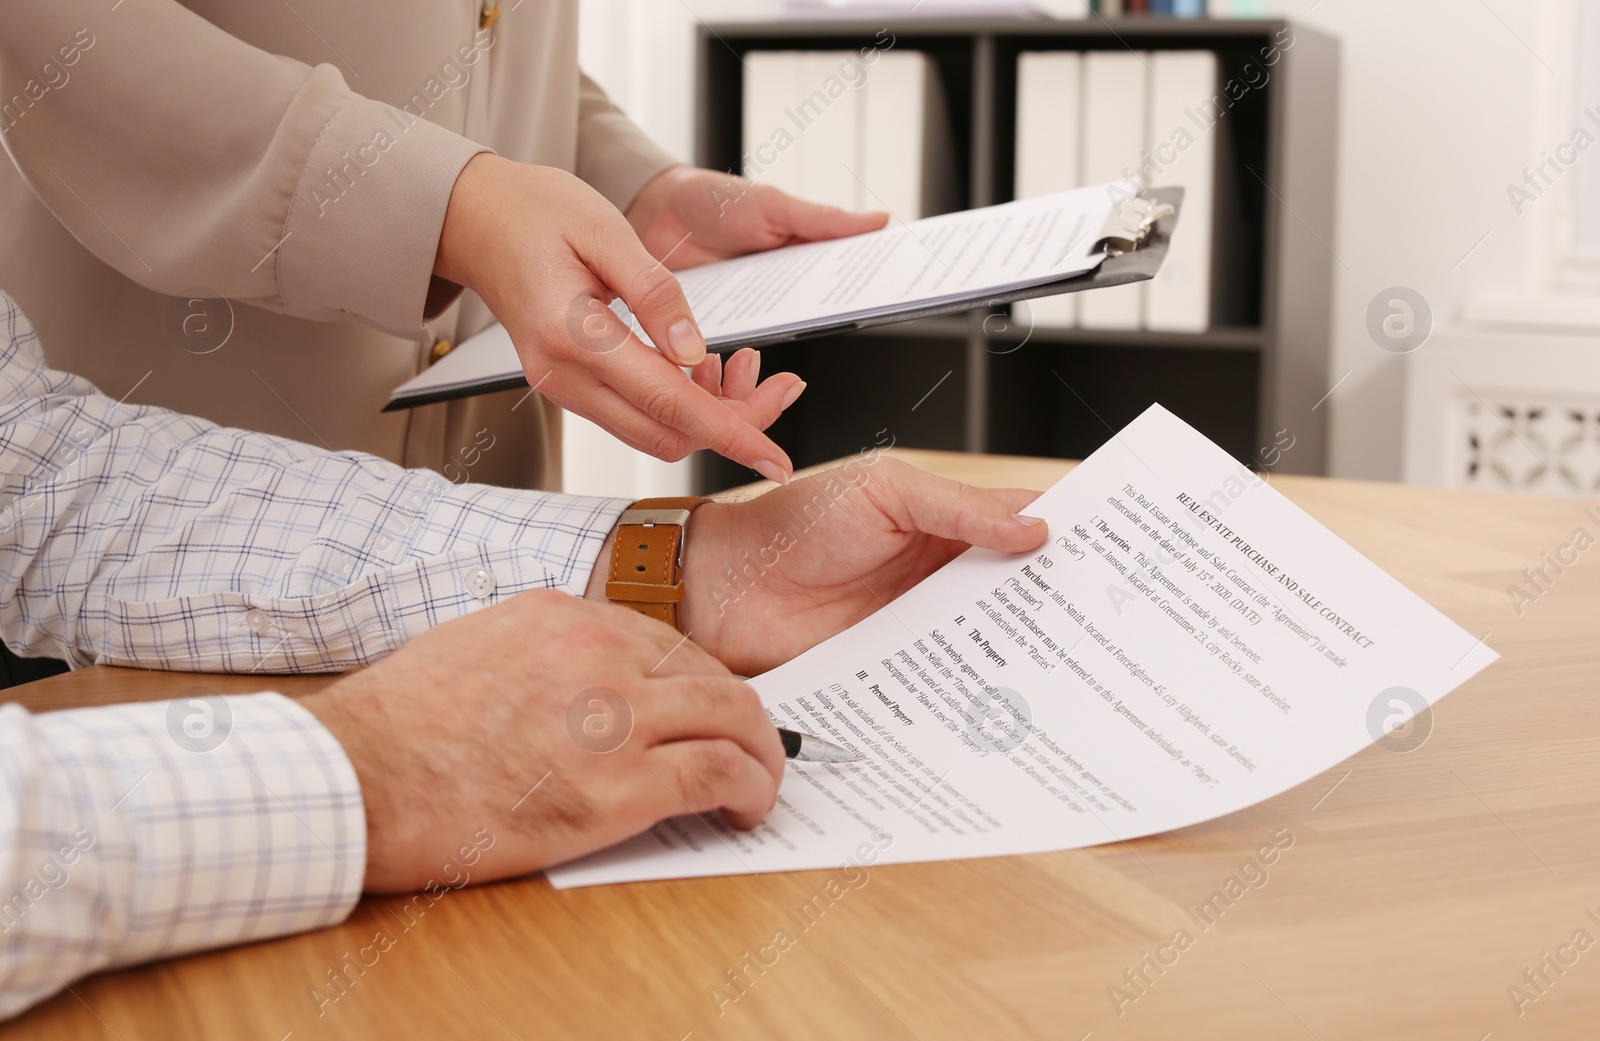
xmin=691 ymin=17 xmax=1339 ymax=492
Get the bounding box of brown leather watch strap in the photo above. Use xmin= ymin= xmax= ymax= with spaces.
xmin=605 ymin=496 xmax=709 ymax=632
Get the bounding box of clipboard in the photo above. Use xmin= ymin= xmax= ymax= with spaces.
xmin=384 ymin=186 xmax=1182 ymax=412
xmin=713 ymin=186 xmax=1182 ymax=351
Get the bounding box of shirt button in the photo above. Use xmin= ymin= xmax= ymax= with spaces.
xmin=480 ymin=3 xmax=501 ymax=29
xmin=464 ymin=566 xmax=496 ymax=600
xmin=244 ymin=608 xmax=271 ymax=635
xmin=430 ymin=338 xmax=453 ymax=364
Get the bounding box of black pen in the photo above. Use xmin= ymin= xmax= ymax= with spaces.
xmin=778 ymin=727 xmax=859 ymax=763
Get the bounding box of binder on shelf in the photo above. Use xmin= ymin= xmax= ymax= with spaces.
xmin=1079 ymin=51 xmax=1148 ymax=330
xmin=742 ymin=49 xmax=955 ymax=221
xmin=1035 ymin=0 xmax=1092 ymax=14
xmin=1014 ymin=51 xmax=1083 ymax=329
xmin=799 ymin=51 xmax=861 ymax=210
xmin=1144 ymin=50 xmax=1216 ymax=333
xmin=385 ymin=186 xmax=1184 ymax=411
xmin=857 ymin=52 xmax=957 ymax=219
xmin=742 ymin=52 xmax=808 ymax=198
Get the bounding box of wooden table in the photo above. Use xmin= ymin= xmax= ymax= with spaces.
xmin=6 ymin=450 xmax=1598 ymax=1040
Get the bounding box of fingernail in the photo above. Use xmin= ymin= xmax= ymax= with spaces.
xmin=750 ymin=349 xmax=761 ymax=384
xmin=668 ymin=319 xmax=706 ymax=365
xmin=753 ymin=459 xmax=790 ymax=485
xmin=780 ymin=380 xmax=807 ymax=409
xmin=1015 ymin=514 xmax=1045 ymax=527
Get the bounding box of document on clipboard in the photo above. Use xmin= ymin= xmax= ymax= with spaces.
xmin=385 ymin=181 xmax=1179 ymax=411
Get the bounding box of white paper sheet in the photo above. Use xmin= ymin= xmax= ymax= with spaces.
xmin=547 ymin=405 xmax=1499 ymax=888
xmin=672 ymin=181 xmax=1113 ymax=342
xmin=387 ymin=183 xmax=1119 ymax=408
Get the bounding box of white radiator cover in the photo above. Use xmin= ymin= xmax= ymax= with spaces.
xmin=1404 ymin=326 xmax=1600 ymax=496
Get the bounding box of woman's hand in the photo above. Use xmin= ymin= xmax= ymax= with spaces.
xmin=435 ymin=156 xmax=801 ymax=480
xmin=624 ymin=166 xmax=887 ymax=270
xmin=434 ymin=158 xmax=882 ymax=481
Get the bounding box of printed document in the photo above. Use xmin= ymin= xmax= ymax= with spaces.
xmin=548 ymin=405 xmax=1498 ymax=888
xmin=670 ymin=180 xmax=1113 ymax=342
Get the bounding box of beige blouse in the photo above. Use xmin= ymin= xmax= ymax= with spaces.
xmin=0 ymin=0 xmax=677 ymax=489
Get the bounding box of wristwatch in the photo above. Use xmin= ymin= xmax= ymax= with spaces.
xmin=604 ymin=496 xmax=710 ymax=632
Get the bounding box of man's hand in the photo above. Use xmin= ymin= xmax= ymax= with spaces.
xmin=624 ymin=166 xmax=888 ymax=270
xmin=435 ymin=156 xmax=806 ymax=481
xmin=300 ymin=591 xmax=784 ymax=893
xmin=678 ymin=457 xmax=1049 ymax=677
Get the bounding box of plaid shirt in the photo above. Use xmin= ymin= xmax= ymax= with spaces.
xmin=0 ymin=291 xmax=628 ymax=1016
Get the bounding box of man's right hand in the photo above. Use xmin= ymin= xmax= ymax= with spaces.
xmin=300 ymin=590 xmax=784 ymax=893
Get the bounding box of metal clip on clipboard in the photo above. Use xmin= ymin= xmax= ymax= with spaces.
xmin=1094 ymin=195 xmax=1178 ymax=257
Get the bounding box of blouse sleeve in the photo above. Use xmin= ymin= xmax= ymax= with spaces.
xmin=0 ymin=1 xmax=489 ymax=338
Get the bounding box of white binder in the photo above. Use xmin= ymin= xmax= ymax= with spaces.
xmin=1144 ymin=51 xmax=1216 ymax=333
xmin=1079 ymin=51 xmax=1148 ymax=330
xmin=1015 ymin=51 xmax=1083 ymax=329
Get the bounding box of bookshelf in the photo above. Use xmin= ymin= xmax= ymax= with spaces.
xmin=691 ymin=18 xmax=1339 ymax=491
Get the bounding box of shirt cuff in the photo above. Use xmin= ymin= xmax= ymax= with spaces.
xmin=0 ymin=694 xmax=365 ymax=1017
xmin=277 ymin=97 xmax=491 ymax=339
